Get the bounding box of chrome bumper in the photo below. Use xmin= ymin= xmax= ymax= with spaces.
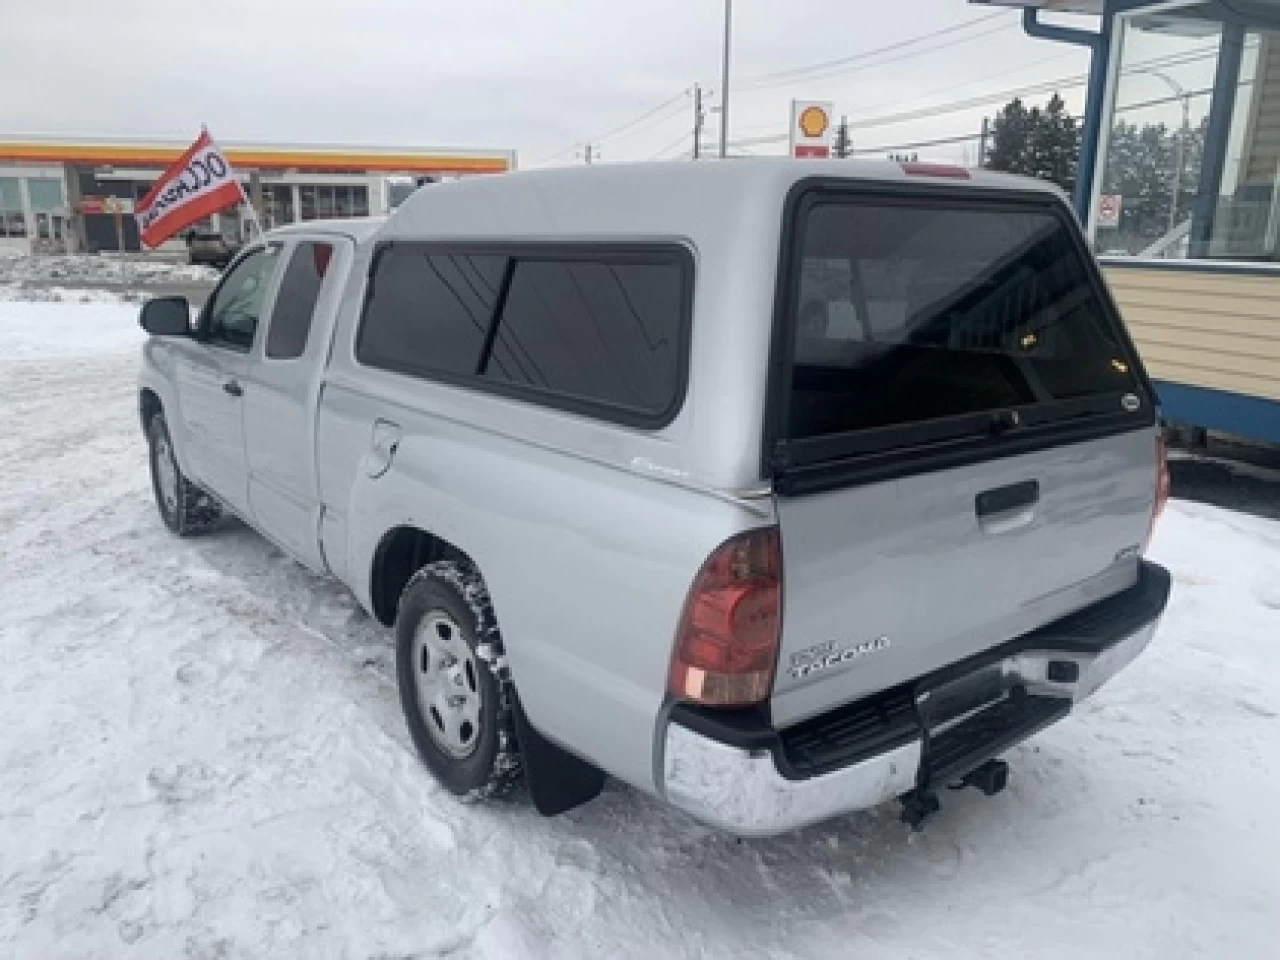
xmin=661 ymin=616 xmax=1160 ymax=837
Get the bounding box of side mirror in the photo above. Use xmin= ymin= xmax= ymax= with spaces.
xmin=139 ymin=296 xmax=192 ymax=336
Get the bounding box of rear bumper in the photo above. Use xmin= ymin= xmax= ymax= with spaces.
xmin=660 ymin=560 xmax=1171 ymax=837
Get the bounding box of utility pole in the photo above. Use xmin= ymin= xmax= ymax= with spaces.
xmin=833 ymin=116 xmax=851 ymax=159
xmin=977 ymin=116 xmax=990 ymax=169
xmin=719 ymin=0 xmax=733 ymax=158
xmin=692 ymin=84 xmax=705 ymax=160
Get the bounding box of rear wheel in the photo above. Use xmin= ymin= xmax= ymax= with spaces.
xmin=396 ymin=562 xmax=522 ymax=799
xmin=147 ymin=413 xmax=222 ymax=536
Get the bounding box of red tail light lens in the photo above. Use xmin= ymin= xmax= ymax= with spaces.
xmin=1144 ymin=435 xmax=1171 ymax=552
xmin=900 ymin=161 xmax=970 ymax=179
xmin=668 ymin=528 xmax=782 ymax=707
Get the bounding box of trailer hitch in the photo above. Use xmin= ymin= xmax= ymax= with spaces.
xmin=899 ymin=758 xmax=1011 ymax=830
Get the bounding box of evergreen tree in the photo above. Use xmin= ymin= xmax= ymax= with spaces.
xmin=985 ymin=94 xmax=1080 ymax=195
xmin=986 ymin=98 xmax=1034 ymax=176
xmin=986 ymin=92 xmax=1208 ymax=253
xmin=1100 ymin=117 xmax=1207 ymax=253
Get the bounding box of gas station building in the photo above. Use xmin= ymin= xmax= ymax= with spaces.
xmin=0 ymin=137 xmax=515 ymax=255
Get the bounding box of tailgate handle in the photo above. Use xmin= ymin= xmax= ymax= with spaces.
xmin=975 ymin=480 xmax=1040 ymax=518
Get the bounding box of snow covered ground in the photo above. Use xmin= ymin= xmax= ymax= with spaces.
xmin=1 ymin=301 xmax=1278 ymax=960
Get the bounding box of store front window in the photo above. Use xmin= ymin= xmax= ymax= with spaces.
xmin=298 ymin=184 xmax=369 ymax=221
xmin=27 ymin=178 xmax=64 ymax=212
xmin=263 ymin=184 xmax=294 ymax=229
xmin=0 ymin=177 xmax=27 ymax=238
xmin=1095 ymin=2 xmax=1280 ymax=261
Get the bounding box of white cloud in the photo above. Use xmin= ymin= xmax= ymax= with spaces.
xmin=1 ymin=0 xmax=1093 ymax=166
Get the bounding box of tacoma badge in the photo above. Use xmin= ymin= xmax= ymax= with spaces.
xmin=788 ymin=636 xmax=891 ymax=680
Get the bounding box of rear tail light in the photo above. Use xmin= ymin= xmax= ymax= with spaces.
xmin=668 ymin=527 xmax=782 ymax=707
xmin=900 ymin=161 xmax=971 ymax=179
xmin=1144 ymin=434 xmax=1171 ymax=552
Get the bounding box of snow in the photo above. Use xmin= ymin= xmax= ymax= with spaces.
xmin=0 ymin=254 xmax=219 ymax=306
xmin=0 ymin=254 xmax=218 ymax=287
xmin=0 ymin=285 xmax=141 ymax=305
xmin=1 ymin=301 xmax=1278 ymax=959
xmin=0 ymin=303 xmax=143 ymax=358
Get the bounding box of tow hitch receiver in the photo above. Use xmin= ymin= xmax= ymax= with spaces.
xmin=958 ymin=758 xmax=1009 ymax=797
xmin=899 ymin=789 xmax=941 ymax=830
xmin=900 ymin=758 xmax=1011 ymax=829
xmin=900 ymin=674 xmax=1069 ymax=829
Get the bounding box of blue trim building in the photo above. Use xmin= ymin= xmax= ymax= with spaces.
xmin=978 ymin=0 xmax=1280 ymax=447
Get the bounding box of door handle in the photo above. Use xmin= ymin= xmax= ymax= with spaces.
xmin=366 ymin=419 xmax=402 ymax=478
xmin=222 ymin=380 xmax=243 ymax=397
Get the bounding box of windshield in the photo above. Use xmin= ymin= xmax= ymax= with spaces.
xmin=786 ymin=194 xmax=1142 ymax=443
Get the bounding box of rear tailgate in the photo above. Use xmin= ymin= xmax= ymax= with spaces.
xmin=765 ymin=180 xmax=1158 ymax=728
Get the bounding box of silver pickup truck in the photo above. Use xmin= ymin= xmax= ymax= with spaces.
xmin=138 ymin=160 xmax=1171 ymax=836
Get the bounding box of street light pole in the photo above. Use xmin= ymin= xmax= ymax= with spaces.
xmin=1145 ymin=68 xmax=1188 ymax=236
xmin=1171 ymin=94 xmax=1190 ymax=234
xmin=719 ymin=0 xmax=733 ymax=159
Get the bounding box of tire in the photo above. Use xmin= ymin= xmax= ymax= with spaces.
xmin=396 ymin=561 xmax=522 ymax=800
xmin=147 ymin=412 xmax=222 ymax=536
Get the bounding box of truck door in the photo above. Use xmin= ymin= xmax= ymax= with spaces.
xmin=174 ymin=244 xmax=284 ymax=519
xmin=242 ymin=238 xmax=348 ymax=571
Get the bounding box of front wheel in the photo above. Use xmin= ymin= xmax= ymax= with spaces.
xmin=147 ymin=413 xmax=222 ymax=536
xmin=396 ymin=562 xmax=522 ymax=799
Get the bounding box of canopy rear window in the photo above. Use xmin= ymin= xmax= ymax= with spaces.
xmin=780 ymin=189 xmax=1145 ymax=452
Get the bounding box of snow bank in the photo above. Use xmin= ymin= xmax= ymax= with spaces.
xmin=0 ymin=254 xmax=217 ymax=287
xmin=0 ymin=284 xmax=143 ymax=305
xmin=0 ymin=302 xmax=1277 ymax=959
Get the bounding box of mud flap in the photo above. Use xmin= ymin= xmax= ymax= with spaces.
xmin=512 ymin=695 xmax=606 ymax=816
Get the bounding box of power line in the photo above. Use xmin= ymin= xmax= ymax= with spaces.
xmin=739 ymin=19 xmax=1017 ymax=92
xmin=844 ymin=45 xmax=1222 ymax=131
xmin=530 ymin=88 xmax=688 ymax=165
xmin=535 ymin=31 xmax=1227 ymax=168
xmin=738 ymin=9 xmax=1009 ymax=89
xmin=590 ymin=90 xmax=689 ymax=143
xmin=1117 ymin=78 xmax=1253 ymax=117
xmin=648 ymin=131 xmax=692 ymax=161
xmin=725 ymin=42 xmax=1227 ymax=149
xmin=851 ymin=131 xmax=982 ymax=155
xmin=530 ymin=143 xmax=583 ymax=166
xmin=601 ymin=99 xmax=691 ymax=145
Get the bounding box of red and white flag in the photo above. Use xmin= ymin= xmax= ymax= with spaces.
xmin=134 ymin=130 xmax=246 ymax=248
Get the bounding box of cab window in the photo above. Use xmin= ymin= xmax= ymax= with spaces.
xmin=265 ymin=242 xmax=334 ymax=360
xmin=205 ymin=245 xmax=282 ymax=351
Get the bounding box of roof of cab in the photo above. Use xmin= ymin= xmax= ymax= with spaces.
xmin=381 ymin=159 xmax=1066 ymax=244
xmin=266 ymin=216 xmax=387 ymax=242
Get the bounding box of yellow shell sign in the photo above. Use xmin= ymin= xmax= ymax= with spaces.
xmin=790 ymin=100 xmax=834 ymax=158
xmin=798 ymin=105 xmax=829 ymax=139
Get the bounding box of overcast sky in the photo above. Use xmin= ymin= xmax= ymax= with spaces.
xmin=1 ymin=0 xmax=1103 ymax=166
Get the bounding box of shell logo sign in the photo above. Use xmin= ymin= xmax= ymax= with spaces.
xmin=791 ymin=100 xmax=834 ymax=159
xmin=798 ymin=106 xmax=829 ymax=139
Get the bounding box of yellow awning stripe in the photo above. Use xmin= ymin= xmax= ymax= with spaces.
xmin=0 ymin=142 xmax=509 ymax=174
